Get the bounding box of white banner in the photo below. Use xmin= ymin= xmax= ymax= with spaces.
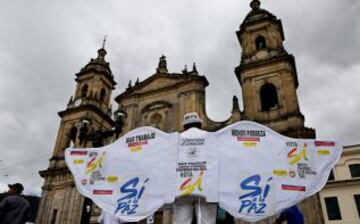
xmin=65 ymin=127 xmax=178 ymax=222
xmin=214 ymin=121 xmax=341 ymax=222
xmin=65 ymin=121 xmax=342 ymax=222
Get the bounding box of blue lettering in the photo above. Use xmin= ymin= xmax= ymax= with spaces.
xmin=118 ymin=177 xmax=139 ymax=202
xmin=238 ymin=175 xmax=272 ymax=215
xmin=115 ymin=177 xmax=149 ymax=215
xmin=239 ymin=175 xmax=261 ymax=200
xmin=239 ymin=200 xmax=252 ymax=213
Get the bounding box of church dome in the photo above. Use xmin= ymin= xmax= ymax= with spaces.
xmin=241 ymin=0 xmax=277 ymax=28
xmin=76 ymin=48 xmax=113 ymax=80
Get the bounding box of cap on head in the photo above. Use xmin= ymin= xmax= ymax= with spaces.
xmin=8 ymin=183 xmax=24 ymax=194
xmin=182 ymin=112 xmax=202 ymax=127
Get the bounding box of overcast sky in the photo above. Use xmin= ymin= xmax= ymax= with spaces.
xmin=0 ymin=0 xmax=359 ymax=196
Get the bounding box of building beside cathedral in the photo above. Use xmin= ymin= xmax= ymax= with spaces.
xmin=36 ymin=0 xmax=326 ymax=223
xmin=319 ymin=144 xmax=360 ymax=223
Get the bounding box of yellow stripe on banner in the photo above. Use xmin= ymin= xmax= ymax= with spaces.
xmin=273 ymin=169 xmax=288 ymax=177
xmin=243 ymin=142 xmax=257 ymax=147
xmin=130 ymin=146 xmax=142 ymax=152
xmin=73 ymin=159 xmax=84 ymax=164
xmin=107 ymin=176 xmax=119 ymax=183
xmin=317 ymin=149 xmax=330 ymax=155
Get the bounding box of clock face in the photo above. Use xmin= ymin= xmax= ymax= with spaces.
xmin=74 ymin=98 xmax=82 ymax=107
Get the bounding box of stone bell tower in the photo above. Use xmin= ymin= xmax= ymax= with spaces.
xmin=36 ymin=44 xmax=116 ymax=224
xmin=235 ymin=0 xmax=314 ymax=138
xmin=234 ymin=1 xmax=322 ymax=223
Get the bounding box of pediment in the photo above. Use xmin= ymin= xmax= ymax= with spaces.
xmin=115 ymin=73 xmax=208 ymax=102
xmin=131 ymin=74 xmax=186 ymax=94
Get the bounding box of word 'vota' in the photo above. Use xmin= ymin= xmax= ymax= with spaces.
xmin=126 ymin=133 xmax=156 ymax=143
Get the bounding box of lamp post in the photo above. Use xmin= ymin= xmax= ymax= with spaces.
xmin=79 ymin=109 xmax=126 ymax=147
xmin=77 ymin=108 xmax=126 ymax=224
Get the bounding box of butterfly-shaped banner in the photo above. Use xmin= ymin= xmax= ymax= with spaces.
xmin=65 ymin=121 xmax=342 ymax=222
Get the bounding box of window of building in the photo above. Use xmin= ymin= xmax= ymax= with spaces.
xmin=324 ymin=197 xmax=342 ymax=220
xmin=260 ymin=83 xmax=279 ymax=111
xmin=355 ymin=194 xmax=360 ymax=218
xmin=328 ymin=169 xmax=335 ymax=181
xmin=81 ymin=84 xmax=88 ymax=98
xmin=68 ymin=127 xmax=77 ymax=148
xmin=349 ymin=164 xmax=360 ymax=178
xmin=100 ymin=88 xmax=106 ymax=101
xmin=255 ymin=35 xmax=267 ymax=50
xmin=50 ymin=209 xmax=58 ymax=224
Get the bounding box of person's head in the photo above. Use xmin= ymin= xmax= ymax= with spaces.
xmin=8 ymin=183 xmax=24 ymax=195
xmin=182 ymin=112 xmax=202 ymax=130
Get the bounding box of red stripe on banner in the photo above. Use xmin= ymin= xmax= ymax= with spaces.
xmin=93 ymin=190 xmax=113 ymax=195
xmin=180 ymin=178 xmax=192 ymax=189
xmin=287 ymin=148 xmax=297 ymax=157
xmin=315 ymin=141 xmax=335 ymax=147
xmin=70 ymin=151 xmax=87 ymax=156
xmin=281 ymin=184 xmax=306 ymax=192
xmin=128 ymin=141 xmax=148 ymax=147
xmin=237 ymin=137 xmax=260 ymax=142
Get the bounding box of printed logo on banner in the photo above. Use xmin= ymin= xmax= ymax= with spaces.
xmin=287 ymin=144 xmax=307 ymax=165
xmin=115 ymin=177 xmax=150 ymax=215
xmin=238 ymin=174 xmax=273 ymax=215
xmin=81 ymin=179 xmax=87 ymax=186
xmin=231 ymin=129 xmax=265 ymax=148
xmin=288 ymin=170 xmax=296 ymax=178
xmin=287 ymin=143 xmax=317 ymax=179
xmin=85 ymin=152 xmax=106 ymax=185
xmin=315 ymin=141 xmax=335 ymax=156
xmin=126 ymin=133 xmax=156 ymax=152
xmin=186 ymin=147 xmax=200 ymax=158
xmin=86 ymin=152 xmax=105 ymax=174
xmin=179 ymin=171 xmax=204 ymax=196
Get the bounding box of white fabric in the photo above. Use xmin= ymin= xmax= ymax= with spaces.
xmin=65 ymin=127 xmax=178 ymax=222
xmin=215 ymin=121 xmax=342 ymax=222
xmin=174 ymin=197 xmax=217 ymax=224
xmin=98 ymin=210 xmax=123 ymax=224
xmin=176 ymin=128 xmax=214 ymax=199
xmin=65 ymin=121 xmax=342 ymax=223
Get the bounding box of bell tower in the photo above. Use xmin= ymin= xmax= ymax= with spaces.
xmin=234 ymin=1 xmax=322 ymax=223
xmin=235 ymin=0 xmax=314 ymax=138
xmin=36 ymin=44 xmax=116 ymax=224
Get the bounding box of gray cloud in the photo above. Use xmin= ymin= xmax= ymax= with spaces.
xmin=0 ymin=0 xmax=359 ymax=195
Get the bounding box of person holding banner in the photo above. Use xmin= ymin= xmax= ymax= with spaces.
xmin=174 ymin=112 xmax=217 ymax=224
xmin=276 ymin=206 xmax=304 ymax=224
xmin=98 ymin=210 xmax=124 ymax=224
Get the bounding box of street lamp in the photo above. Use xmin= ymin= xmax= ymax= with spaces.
xmin=78 ymin=109 xmax=126 ymax=147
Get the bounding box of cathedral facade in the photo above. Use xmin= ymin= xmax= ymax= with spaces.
xmin=36 ymin=0 xmax=323 ymax=223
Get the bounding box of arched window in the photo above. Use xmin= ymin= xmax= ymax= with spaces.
xmin=149 ymin=113 xmax=163 ymax=129
xmin=68 ymin=127 xmax=78 ymax=147
xmin=81 ymin=84 xmax=88 ymax=98
xmin=260 ymin=83 xmax=279 ymax=111
xmin=100 ymin=88 xmax=106 ymax=101
xmin=255 ymin=36 xmax=267 ymax=50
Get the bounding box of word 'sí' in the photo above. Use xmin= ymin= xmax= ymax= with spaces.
xmin=238 ymin=175 xmax=272 ymax=215
xmin=115 ymin=177 xmax=149 ymax=215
